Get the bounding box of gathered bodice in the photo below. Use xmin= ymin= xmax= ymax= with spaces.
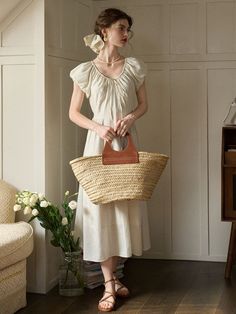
xmin=70 ymin=57 xmax=147 ymax=126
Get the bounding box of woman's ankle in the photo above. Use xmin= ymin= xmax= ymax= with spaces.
xmin=104 ymin=278 xmax=115 ymax=289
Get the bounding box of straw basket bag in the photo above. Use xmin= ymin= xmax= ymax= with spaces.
xmin=70 ymin=134 xmax=168 ymax=205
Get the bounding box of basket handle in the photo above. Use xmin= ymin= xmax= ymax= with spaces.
xmin=102 ymin=133 xmax=139 ymax=165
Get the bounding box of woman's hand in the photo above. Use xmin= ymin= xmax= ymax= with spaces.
xmin=94 ymin=124 xmax=116 ymax=142
xmin=114 ymin=114 xmax=136 ymax=137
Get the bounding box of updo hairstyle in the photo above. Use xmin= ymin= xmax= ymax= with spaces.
xmin=94 ymin=8 xmax=133 ymax=41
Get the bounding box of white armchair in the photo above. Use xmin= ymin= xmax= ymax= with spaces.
xmin=0 ymin=180 xmax=33 ymax=314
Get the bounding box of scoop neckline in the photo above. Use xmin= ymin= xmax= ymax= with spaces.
xmin=91 ymin=57 xmax=127 ymax=80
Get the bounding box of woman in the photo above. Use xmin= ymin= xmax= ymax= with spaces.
xmin=69 ymin=8 xmax=150 ymax=312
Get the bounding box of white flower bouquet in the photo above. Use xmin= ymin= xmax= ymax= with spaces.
xmin=14 ymin=190 xmax=79 ymax=253
xmin=14 ymin=190 xmax=84 ymax=295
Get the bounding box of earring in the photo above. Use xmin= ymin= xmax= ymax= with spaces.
xmin=103 ymin=35 xmax=107 ymax=42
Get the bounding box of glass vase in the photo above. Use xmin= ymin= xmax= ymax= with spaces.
xmin=59 ymin=251 xmax=84 ymax=296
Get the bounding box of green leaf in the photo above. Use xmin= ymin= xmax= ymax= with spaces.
xmin=50 ymin=239 xmax=60 ymax=247
xmin=28 ymin=216 xmax=36 ymax=223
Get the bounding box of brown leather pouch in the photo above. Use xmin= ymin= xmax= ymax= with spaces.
xmin=102 ymin=134 xmax=139 ymax=165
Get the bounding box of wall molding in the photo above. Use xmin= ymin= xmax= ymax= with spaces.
xmin=0 ymin=0 xmax=34 ymax=35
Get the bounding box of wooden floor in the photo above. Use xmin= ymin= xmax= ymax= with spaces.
xmin=17 ymin=258 xmax=236 ymax=313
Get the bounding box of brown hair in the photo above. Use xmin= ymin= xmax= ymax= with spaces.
xmin=94 ymin=8 xmax=133 ymax=40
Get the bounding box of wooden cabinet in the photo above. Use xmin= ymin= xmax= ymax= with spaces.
xmin=222 ymin=126 xmax=236 ymax=221
xmin=222 ymin=126 xmax=236 ymax=278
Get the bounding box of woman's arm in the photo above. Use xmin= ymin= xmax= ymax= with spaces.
xmin=115 ymin=81 xmax=148 ymax=137
xmin=69 ymin=83 xmax=116 ymax=142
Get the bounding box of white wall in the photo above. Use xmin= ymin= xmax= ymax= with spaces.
xmin=45 ymin=0 xmax=94 ymax=291
xmin=0 ymin=0 xmax=48 ymax=292
xmin=0 ymin=0 xmax=93 ymax=293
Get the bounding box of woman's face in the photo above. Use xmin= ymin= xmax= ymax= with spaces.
xmin=104 ymin=19 xmax=132 ymax=48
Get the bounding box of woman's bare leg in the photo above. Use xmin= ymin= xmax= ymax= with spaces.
xmin=100 ymin=257 xmax=116 ymax=310
xmin=112 ymin=256 xmax=119 ymax=273
xmin=112 ymin=256 xmax=130 ymax=297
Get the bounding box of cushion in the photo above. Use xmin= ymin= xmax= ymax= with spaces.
xmin=0 ymin=222 xmax=33 ymax=270
xmin=0 ymin=180 xmax=17 ymax=223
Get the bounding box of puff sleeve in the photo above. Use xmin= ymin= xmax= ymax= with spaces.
xmin=69 ymin=62 xmax=92 ymax=98
xmin=126 ymin=57 xmax=147 ymax=91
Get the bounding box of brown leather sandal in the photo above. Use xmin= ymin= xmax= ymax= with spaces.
xmin=98 ymin=278 xmax=116 ymax=312
xmin=113 ymin=274 xmax=130 ymax=298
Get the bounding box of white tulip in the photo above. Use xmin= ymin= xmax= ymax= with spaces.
xmin=13 ymin=204 xmax=21 ymax=212
xmin=24 ymin=206 xmax=32 ymax=215
xmin=40 ymin=200 xmax=48 ymax=208
xmin=17 ymin=198 xmax=23 ymax=204
xmin=65 ymin=191 xmax=69 ymax=196
xmin=38 ymin=193 xmax=44 ymax=201
xmin=22 ymin=190 xmax=30 ymax=196
xmin=68 ymin=200 xmax=77 ymax=210
xmin=29 ymin=194 xmax=38 ymax=207
xmin=62 ymin=217 xmax=68 ymax=225
xmin=32 ymin=208 xmax=39 ymax=216
xmin=23 ymin=197 xmax=29 ymax=205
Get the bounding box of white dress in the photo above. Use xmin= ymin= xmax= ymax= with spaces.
xmin=70 ymin=57 xmax=151 ymax=262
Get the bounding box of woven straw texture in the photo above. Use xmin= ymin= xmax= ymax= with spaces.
xmin=70 ymin=152 xmax=168 ymax=205
xmin=0 ymin=180 xmax=17 ymax=224
xmin=0 ymin=260 xmax=26 ymax=314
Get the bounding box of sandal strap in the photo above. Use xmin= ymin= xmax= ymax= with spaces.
xmin=115 ymin=281 xmax=127 ymax=292
xmin=114 ymin=278 xmax=129 ymax=293
xmin=104 ymin=278 xmax=115 ymax=285
xmin=99 ymin=291 xmax=116 ymax=304
xmin=114 ymin=277 xmax=125 ymax=286
xmin=114 ymin=278 xmax=121 ymax=284
xmin=116 ymin=283 xmax=125 ymax=291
